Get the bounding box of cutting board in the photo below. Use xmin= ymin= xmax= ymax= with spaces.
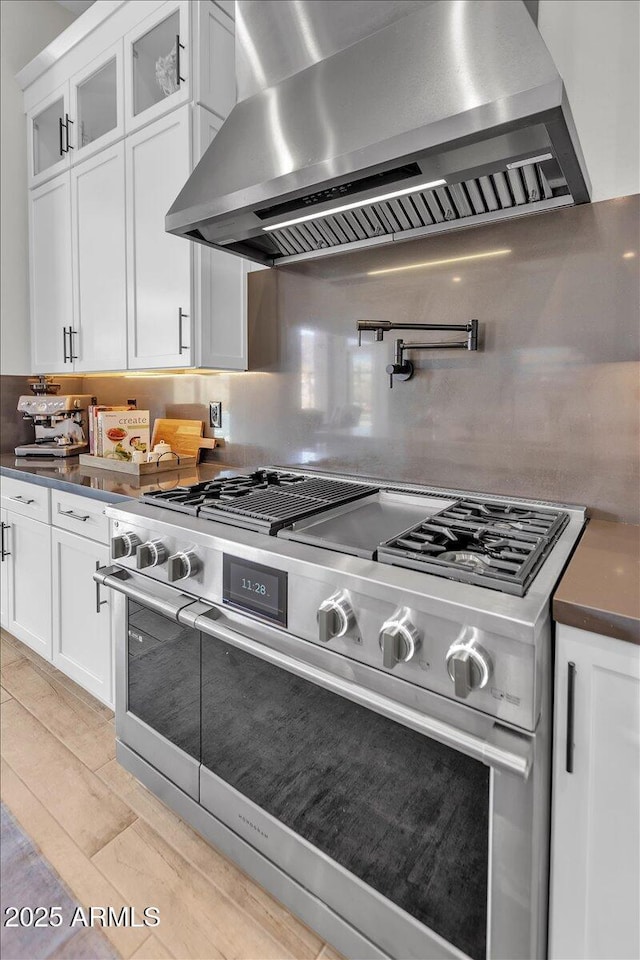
xmin=151 ymin=419 xmax=216 ymax=463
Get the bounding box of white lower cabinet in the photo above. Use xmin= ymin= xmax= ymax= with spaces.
xmin=549 ymin=624 xmax=640 ymax=960
xmin=1 ymin=508 xmax=9 ymax=630
xmin=51 ymin=528 xmax=113 ymax=707
xmin=4 ymin=510 xmax=52 ymax=660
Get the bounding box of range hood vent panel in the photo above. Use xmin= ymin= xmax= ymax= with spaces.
xmin=167 ymin=0 xmax=590 ymax=266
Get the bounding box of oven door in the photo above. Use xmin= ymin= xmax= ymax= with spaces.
xmin=99 ymin=566 xmax=202 ymax=799
xmin=191 ymin=604 xmax=541 ymax=960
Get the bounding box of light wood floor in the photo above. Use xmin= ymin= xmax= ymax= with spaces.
xmin=0 ymin=630 xmax=344 ymax=960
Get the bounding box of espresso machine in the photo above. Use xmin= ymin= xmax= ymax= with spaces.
xmin=15 ymin=378 xmax=94 ymax=458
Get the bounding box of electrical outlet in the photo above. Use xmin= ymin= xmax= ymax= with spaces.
xmin=209 ymin=401 xmax=222 ymax=428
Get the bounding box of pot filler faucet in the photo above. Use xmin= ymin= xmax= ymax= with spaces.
xmin=357 ymin=319 xmax=479 ymax=387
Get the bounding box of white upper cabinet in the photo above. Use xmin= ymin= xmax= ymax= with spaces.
xmin=23 ymin=1 xmax=252 ymax=375
xmin=196 ymin=1 xmax=235 ymax=118
xmin=69 ymin=40 xmax=124 ymax=165
xmin=71 ymin=142 xmax=127 ymax=372
xmin=126 ymin=104 xmax=192 ymax=368
xmin=124 ymin=0 xmax=191 ymax=133
xmin=27 ymin=82 xmax=71 ymax=188
xmin=194 ymin=106 xmax=248 ymax=370
xmin=29 ymin=172 xmax=74 ymax=374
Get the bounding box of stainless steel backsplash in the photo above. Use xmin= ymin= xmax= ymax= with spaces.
xmin=2 ymin=195 xmax=638 ymax=522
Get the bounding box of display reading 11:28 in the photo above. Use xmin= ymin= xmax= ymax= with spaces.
xmin=241 ymin=578 xmax=270 ymax=596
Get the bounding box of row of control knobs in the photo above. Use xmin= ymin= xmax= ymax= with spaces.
xmin=112 ymin=533 xmax=198 ymax=582
xmin=318 ymin=591 xmax=491 ymax=698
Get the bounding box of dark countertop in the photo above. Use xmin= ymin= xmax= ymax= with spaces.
xmin=553 ymin=519 xmax=640 ymax=645
xmin=0 ymin=454 xmax=243 ymax=504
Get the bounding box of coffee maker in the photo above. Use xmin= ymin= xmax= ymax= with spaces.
xmin=15 ymin=378 xmax=94 ymax=458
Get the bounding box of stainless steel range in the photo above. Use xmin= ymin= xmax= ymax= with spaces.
xmin=95 ymin=468 xmax=585 ymax=960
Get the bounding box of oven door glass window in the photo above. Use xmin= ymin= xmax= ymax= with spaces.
xmin=127 ymin=600 xmax=200 ymax=760
xmin=201 ymin=634 xmax=489 ymax=960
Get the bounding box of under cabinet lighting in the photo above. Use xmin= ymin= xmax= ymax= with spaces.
xmin=506 ymin=153 xmax=553 ymax=169
xmin=261 ymin=179 xmax=447 ymax=232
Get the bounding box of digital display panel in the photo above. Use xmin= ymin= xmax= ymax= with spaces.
xmin=223 ymin=555 xmax=287 ymax=626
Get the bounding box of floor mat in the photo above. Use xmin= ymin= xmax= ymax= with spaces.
xmin=0 ymin=802 xmax=118 ymax=960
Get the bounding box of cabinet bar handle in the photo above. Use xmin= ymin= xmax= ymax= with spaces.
xmin=566 ymin=661 xmax=576 ymax=773
xmin=1 ymin=522 xmax=10 ymax=561
xmin=178 ymin=307 xmax=189 ymax=354
xmin=59 ymin=117 xmax=65 ymax=156
xmin=59 ymin=508 xmax=90 ymax=521
xmin=95 ymin=560 xmax=107 ymax=613
xmin=176 ymin=34 xmax=186 ymax=86
xmin=10 ymin=495 xmax=35 ymax=505
xmin=64 ymin=114 xmax=74 ymax=151
xmin=69 ymin=328 xmax=78 ymax=361
xmin=63 ymin=326 xmax=69 ymax=363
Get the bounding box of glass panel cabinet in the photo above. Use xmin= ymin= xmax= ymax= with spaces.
xmin=70 ymin=40 xmax=124 ymax=164
xmin=124 ymin=1 xmax=191 ymax=132
xmin=27 ymin=84 xmax=70 ymax=187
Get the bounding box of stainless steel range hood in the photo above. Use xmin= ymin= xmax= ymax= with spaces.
xmin=166 ymin=0 xmax=591 ymax=266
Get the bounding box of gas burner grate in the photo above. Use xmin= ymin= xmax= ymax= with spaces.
xmin=142 ymin=470 xmax=376 ymax=533
xmin=378 ymin=498 xmax=569 ymax=595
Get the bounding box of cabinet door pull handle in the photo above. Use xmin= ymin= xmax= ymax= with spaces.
xmin=0 ymin=522 xmax=10 ymax=561
xmin=63 ymin=326 xmax=70 ymax=363
xmin=176 ymin=34 xmax=186 ymax=86
xmin=95 ymin=561 xmax=108 ymax=613
xmin=64 ymin=114 xmax=74 ymax=151
xmin=178 ymin=307 xmax=189 ymax=354
xmin=566 ymin=661 xmax=576 ymax=773
xmin=69 ymin=328 xmax=78 ymax=361
xmin=59 ymin=117 xmax=65 ymax=156
xmin=10 ymin=496 xmax=35 ymax=505
xmin=59 ymin=508 xmax=90 ymax=521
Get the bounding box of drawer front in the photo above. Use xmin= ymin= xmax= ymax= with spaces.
xmin=0 ymin=476 xmax=50 ymax=523
xmin=51 ymin=489 xmax=110 ymax=543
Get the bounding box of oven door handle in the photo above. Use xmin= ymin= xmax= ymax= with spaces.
xmin=93 ymin=565 xmax=198 ymax=621
xmin=194 ymin=608 xmax=534 ymax=780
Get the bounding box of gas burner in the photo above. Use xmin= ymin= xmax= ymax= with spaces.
xmin=141 ymin=470 xmax=377 ymax=534
xmin=378 ymin=498 xmax=569 ymax=596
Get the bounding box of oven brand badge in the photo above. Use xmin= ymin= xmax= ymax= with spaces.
xmin=238 ymin=813 xmax=269 ymax=840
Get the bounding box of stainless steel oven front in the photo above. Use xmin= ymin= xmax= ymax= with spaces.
xmin=99 ymin=564 xmax=549 ymax=960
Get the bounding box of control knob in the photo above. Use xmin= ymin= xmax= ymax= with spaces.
xmin=317 ymin=591 xmax=355 ymax=642
xmin=136 ymin=539 xmax=168 ymax=569
xmin=111 ymin=532 xmax=141 ymax=559
xmin=446 ymin=633 xmax=491 ymax=699
xmin=167 ymin=550 xmax=200 ymax=582
xmin=378 ymin=609 xmax=421 ymax=669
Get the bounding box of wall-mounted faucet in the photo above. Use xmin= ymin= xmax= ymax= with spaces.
xmin=357 ymin=319 xmax=479 ymax=387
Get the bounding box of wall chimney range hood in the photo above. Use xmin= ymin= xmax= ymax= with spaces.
xmin=166 ymin=0 xmax=591 ymax=267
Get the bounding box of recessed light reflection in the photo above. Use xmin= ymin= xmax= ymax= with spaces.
xmin=367 ymin=248 xmax=512 ymax=276
xmin=452 ymin=276 xmax=461 ymax=283
xmin=622 ymin=251 xmax=636 ymax=259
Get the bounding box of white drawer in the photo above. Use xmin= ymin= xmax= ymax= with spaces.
xmin=51 ymin=489 xmax=110 ymax=544
xmin=1 ymin=476 xmax=50 ymax=523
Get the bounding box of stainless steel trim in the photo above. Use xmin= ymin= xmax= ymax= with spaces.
xmin=93 ymin=565 xmax=198 ymax=621
xmin=194 ymin=606 xmax=532 ymax=778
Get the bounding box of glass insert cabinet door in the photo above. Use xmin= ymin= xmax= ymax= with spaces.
xmin=28 ymin=84 xmax=70 ymax=185
xmin=124 ymin=1 xmax=191 ymax=131
xmin=70 ymin=41 xmax=123 ymax=161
